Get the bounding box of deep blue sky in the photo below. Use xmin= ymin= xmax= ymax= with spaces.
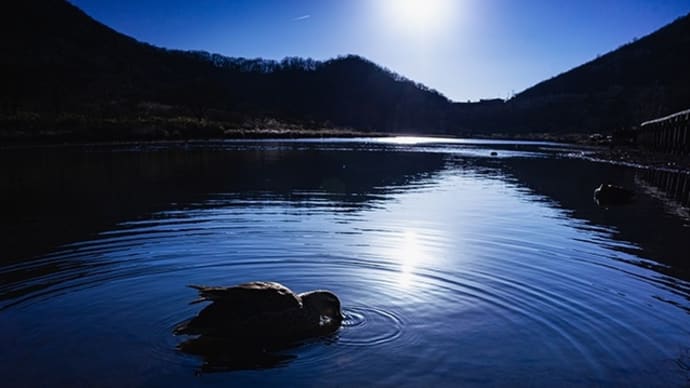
xmin=70 ymin=0 xmax=690 ymax=102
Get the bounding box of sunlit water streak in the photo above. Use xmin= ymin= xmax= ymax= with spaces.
xmin=0 ymin=139 xmax=689 ymax=386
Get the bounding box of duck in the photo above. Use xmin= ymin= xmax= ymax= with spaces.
xmin=174 ymin=281 xmax=343 ymax=345
xmin=593 ymin=183 xmax=635 ymax=206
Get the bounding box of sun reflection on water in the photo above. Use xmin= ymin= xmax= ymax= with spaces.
xmin=377 ymin=136 xmax=447 ymax=145
xmin=398 ymin=230 xmax=427 ymax=288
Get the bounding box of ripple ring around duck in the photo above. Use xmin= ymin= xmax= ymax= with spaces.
xmin=338 ymin=306 xmax=404 ymax=347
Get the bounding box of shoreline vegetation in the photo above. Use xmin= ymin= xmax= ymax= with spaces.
xmin=0 ymin=114 xmax=374 ymax=144
xmin=0 ymin=112 xmax=585 ymax=145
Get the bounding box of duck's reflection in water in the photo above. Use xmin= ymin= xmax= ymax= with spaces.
xmin=178 ymin=336 xmax=300 ymax=373
xmin=178 ymin=333 xmax=341 ymax=373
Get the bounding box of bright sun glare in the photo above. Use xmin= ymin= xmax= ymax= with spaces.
xmin=381 ymin=0 xmax=455 ymax=37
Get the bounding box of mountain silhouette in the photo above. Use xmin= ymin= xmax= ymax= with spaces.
xmin=452 ymin=13 xmax=690 ymax=134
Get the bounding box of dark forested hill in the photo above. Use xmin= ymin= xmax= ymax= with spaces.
xmin=452 ymin=13 xmax=690 ymax=134
xmin=0 ymin=0 xmax=451 ymax=139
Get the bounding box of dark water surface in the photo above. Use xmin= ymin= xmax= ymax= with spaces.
xmin=1 ymin=138 xmax=689 ymax=386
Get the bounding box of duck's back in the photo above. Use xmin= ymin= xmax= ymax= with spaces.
xmin=175 ymin=282 xmax=304 ymax=337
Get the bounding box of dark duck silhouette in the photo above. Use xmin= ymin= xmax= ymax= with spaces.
xmin=593 ymin=183 xmax=635 ymax=206
xmin=174 ymin=281 xmax=343 ymax=345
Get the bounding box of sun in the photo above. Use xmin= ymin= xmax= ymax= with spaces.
xmin=393 ymin=0 xmax=445 ymax=28
xmin=380 ymin=0 xmax=455 ymax=37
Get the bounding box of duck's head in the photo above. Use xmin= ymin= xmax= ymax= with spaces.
xmin=300 ymin=290 xmax=343 ymax=326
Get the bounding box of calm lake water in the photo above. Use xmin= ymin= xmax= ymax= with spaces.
xmin=1 ymin=138 xmax=689 ymax=386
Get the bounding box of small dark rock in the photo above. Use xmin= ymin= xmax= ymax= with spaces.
xmin=593 ymin=183 xmax=635 ymax=206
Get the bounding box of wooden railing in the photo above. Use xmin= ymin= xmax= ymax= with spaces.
xmin=636 ymin=168 xmax=690 ymax=208
xmin=638 ymin=108 xmax=690 ymax=154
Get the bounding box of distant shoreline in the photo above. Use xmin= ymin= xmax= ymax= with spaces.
xmin=0 ymin=122 xmax=588 ymax=149
xmin=3 ymin=128 xmax=688 ymax=174
xmin=0 ymin=128 xmax=584 ymax=149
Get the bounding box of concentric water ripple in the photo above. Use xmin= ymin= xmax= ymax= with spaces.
xmin=339 ymin=306 xmax=405 ymax=347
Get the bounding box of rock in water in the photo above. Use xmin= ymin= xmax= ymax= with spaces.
xmin=594 ymin=183 xmax=635 ymax=206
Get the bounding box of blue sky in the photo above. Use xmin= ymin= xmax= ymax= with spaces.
xmin=70 ymin=0 xmax=690 ymax=102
